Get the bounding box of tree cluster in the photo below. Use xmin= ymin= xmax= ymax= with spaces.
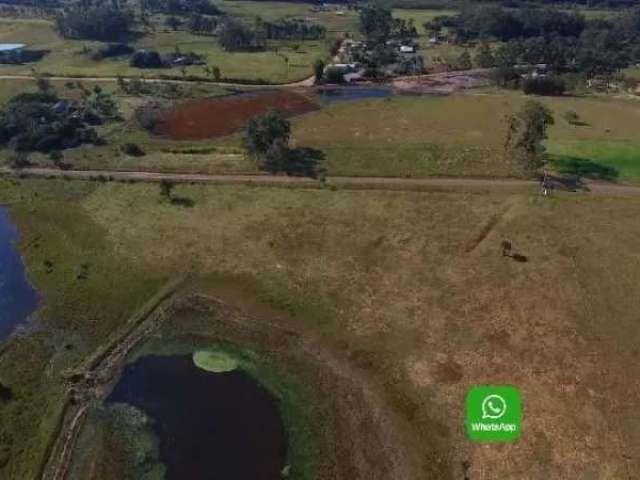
xmin=55 ymin=2 xmax=134 ymax=41
xmin=218 ymin=19 xmax=265 ymax=52
xmin=187 ymin=13 xmax=218 ymax=34
xmin=244 ymin=112 xmax=325 ymax=179
xmin=431 ymin=5 xmax=640 ymax=80
xmin=142 ymin=0 xmax=220 ymax=16
xmin=130 ymin=49 xmax=204 ymax=69
xmin=260 ymin=18 xmax=326 ymax=41
xmin=359 ymin=4 xmax=418 ymax=44
xmin=0 ymin=84 xmax=120 ymax=155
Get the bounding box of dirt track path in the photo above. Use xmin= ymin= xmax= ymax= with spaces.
xmin=3 ymin=167 xmax=640 ymax=195
xmin=0 ymin=73 xmax=315 ymax=88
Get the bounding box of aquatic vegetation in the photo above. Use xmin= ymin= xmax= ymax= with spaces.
xmin=193 ymin=350 xmax=239 ymax=373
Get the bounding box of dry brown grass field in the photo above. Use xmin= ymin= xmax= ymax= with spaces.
xmin=0 ymin=178 xmax=639 ymax=478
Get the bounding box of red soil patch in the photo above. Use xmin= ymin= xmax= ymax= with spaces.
xmin=154 ymin=90 xmax=319 ymax=140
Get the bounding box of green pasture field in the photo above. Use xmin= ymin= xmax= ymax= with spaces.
xmin=0 ymin=4 xmax=345 ymax=84
xmin=217 ymin=0 xmax=360 ymax=34
xmin=1 ymin=75 xmax=639 ymax=181
xmin=290 ymin=92 xmax=640 ymax=179
xmin=547 ymin=141 xmax=640 ymax=182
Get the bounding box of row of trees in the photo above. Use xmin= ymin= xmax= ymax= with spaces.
xmin=141 ymin=0 xmax=220 ymax=16
xmin=506 ymin=100 xmax=555 ymax=174
xmin=259 ymin=18 xmax=326 ymax=41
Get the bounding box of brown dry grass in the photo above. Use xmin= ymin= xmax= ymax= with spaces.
xmin=79 ymin=182 xmax=640 ymax=479
xmin=1 ymin=179 xmax=640 ymax=479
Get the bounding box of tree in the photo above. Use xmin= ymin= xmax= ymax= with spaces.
xmin=505 ymin=100 xmax=555 ymax=173
xmin=130 ymin=50 xmax=165 ymax=69
xmin=159 ymin=180 xmax=174 ymax=199
xmin=359 ymin=4 xmax=393 ymax=44
xmin=244 ymin=111 xmax=291 ymax=158
xmin=244 ymin=112 xmax=325 ymax=178
xmin=165 ymin=16 xmax=182 ymax=31
xmin=522 ymin=76 xmax=566 ymax=96
xmin=210 ymin=66 xmax=220 ymax=81
xmin=36 ymin=75 xmax=52 ymax=94
xmin=313 ymin=59 xmax=325 ymax=85
xmin=475 ymin=42 xmax=495 ymax=68
xmin=457 ymin=50 xmax=472 ymax=70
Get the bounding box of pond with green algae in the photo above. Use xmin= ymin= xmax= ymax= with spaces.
xmin=107 ymin=352 xmax=287 ymax=480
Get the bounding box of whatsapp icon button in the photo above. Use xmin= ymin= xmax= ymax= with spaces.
xmin=466 ymin=386 xmax=521 ymax=442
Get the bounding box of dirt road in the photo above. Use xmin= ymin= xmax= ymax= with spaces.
xmin=3 ymin=167 xmax=640 ymax=195
xmin=0 ymin=73 xmax=315 ymax=88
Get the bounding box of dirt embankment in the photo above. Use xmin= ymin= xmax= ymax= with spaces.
xmin=39 ymin=277 xmax=187 ymax=480
xmin=151 ymin=90 xmax=319 ymax=140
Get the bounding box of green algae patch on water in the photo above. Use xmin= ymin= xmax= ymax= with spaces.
xmin=193 ymin=350 xmax=239 ymax=373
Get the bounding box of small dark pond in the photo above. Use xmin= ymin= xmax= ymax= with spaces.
xmin=317 ymin=86 xmax=393 ymax=103
xmin=0 ymin=207 xmax=39 ymax=342
xmin=108 ymin=354 xmax=287 ymax=480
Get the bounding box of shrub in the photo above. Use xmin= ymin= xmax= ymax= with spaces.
xmin=130 ymin=50 xmax=166 ymax=69
xmin=8 ymin=151 xmax=31 ymax=169
xmin=522 ymin=76 xmax=566 ymax=96
xmin=91 ymin=43 xmax=134 ymax=61
xmin=49 ymin=150 xmax=63 ymax=163
xmin=122 ymin=143 xmax=146 ymax=157
xmin=324 ymin=67 xmax=345 ymax=84
xmin=134 ymin=103 xmax=163 ymax=131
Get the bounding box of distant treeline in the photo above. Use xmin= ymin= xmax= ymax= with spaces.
xmin=55 ymin=3 xmax=134 ymax=41
xmin=427 ymin=5 xmax=640 ymax=78
xmin=260 ymin=18 xmax=326 ymax=40
xmin=140 ymin=0 xmax=220 ymax=16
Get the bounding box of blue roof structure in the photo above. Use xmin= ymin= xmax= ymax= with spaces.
xmin=0 ymin=44 xmax=26 ymax=52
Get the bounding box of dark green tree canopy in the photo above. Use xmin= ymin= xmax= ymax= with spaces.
xmin=55 ymin=3 xmax=134 ymax=41
xmin=244 ymin=111 xmax=291 ymax=157
xmin=506 ymin=100 xmax=555 ymax=173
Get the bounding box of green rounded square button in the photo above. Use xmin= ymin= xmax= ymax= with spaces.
xmin=466 ymin=385 xmax=522 ymax=443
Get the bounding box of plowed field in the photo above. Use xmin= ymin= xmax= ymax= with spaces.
xmin=154 ymin=90 xmax=319 ymax=140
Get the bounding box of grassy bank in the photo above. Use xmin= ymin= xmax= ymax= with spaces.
xmin=0 ymin=180 xmax=167 ymax=479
